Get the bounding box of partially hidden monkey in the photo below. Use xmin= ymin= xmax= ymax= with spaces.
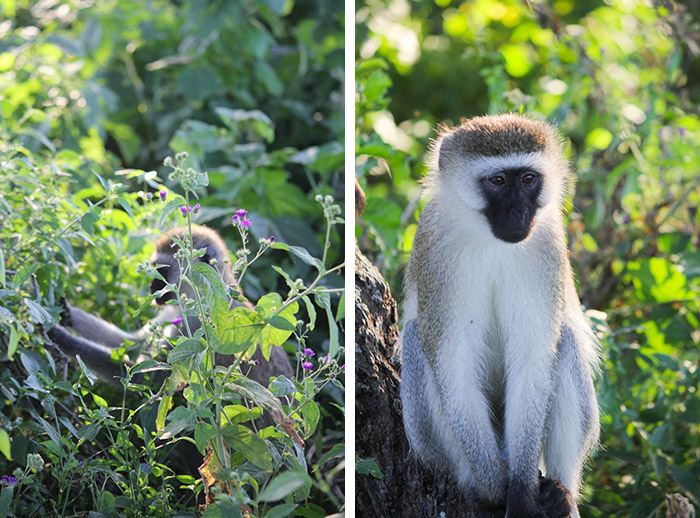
xmin=398 ymin=114 xmax=599 ymax=518
xmin=48 ymin=225 xmax=293 ymax=389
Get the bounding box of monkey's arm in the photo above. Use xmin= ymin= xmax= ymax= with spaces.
xmin=543 ymin=321 xmax=599 ymax=508
xmin=47 ymin=325 xmax=130 ymax=382
xmin=400 ymin=319 xmax=450 ymax=463
xmin=64 ymin=303 xmax=146 ymax=348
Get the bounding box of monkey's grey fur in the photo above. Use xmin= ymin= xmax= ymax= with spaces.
xmin=398 ymin=114 xmax=599 ymax=518
xmin=48 ymin=225 xmax=293 ymax=388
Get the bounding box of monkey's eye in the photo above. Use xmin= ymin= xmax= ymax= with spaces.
xmin=489 ymin=175 xmax=505 ymax=186
xmin=522 ymin=173 xmax=536 ymax=184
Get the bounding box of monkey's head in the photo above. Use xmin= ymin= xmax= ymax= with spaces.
xmin=433 ymin=113 xmax=570 ymax=244
xmin=149 ymin=225 xmax=236 ymax=305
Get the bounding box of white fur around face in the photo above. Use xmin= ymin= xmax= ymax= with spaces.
xmin=435 ymin=151 xmax=568 ymax=215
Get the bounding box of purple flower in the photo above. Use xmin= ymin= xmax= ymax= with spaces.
xmin=171 ymin=317 xmax=183 ymax=326
xmin=679 ymin=127 xmax=687 ymax=136
xmin=269 ymin=236 xmax=275 ymax=243
xmin=77 ymin=461 xmax=85 ymax=467
xmin=179 ymin=206 xmax=188 ymax=217
xmin=235 ymin=209 xmax=248 ymax=218
xmin=302 ymin=361 xmax=313 ymax=371
xmin=240 ymin=218 xmax=251 ymax=228
xmin=323 ymin=355 xmax=330 ymax=363
xmin=159 ymin=190 xmax=167 ymax=201
xmin=1 ymin=475 xmax=18 ymax=485
xmin=193 ymin=203 xmax=201 ymax=213
xmin=304 ymin=348 xmax=315 ymax=357
xmin=341 ymin=364 xmax=345 ymax=371
xmin=232 ymin=215 xmax=240 ymax=225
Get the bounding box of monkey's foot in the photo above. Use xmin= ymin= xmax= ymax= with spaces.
xmin=538 ymin=476 xmax=573 ymax=518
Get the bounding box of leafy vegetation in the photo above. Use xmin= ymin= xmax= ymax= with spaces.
xmin=0 ymin=1 xmax=344 ymax=517
xmin=356 ymin=1 xmax=700 ymax=516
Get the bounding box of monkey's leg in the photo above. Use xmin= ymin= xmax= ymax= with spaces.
xmin=543 ymin=324 xmax=599 ymax=518
xmin=502 ymin=306 xmax=560 ymax=518
xmin=47 ymin=325 xmax=129 ymax=382
xmin=65 ymin=304 xmax=145 ymax=348
xmin=432 ymin=330 xmax=508 ymax=506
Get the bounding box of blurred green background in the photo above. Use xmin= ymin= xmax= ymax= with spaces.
xmin=356 ymin=0 xmax=700 ymax=516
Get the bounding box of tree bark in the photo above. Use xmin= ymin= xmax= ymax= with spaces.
xmin=355 ymin=246 xmax=470 ymax=517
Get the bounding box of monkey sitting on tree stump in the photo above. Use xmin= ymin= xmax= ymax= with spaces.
xmin=398 ymin=114 xmax=599 ymax=518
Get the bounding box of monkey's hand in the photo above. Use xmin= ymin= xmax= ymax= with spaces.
xmin=58 ymin=297 xmax=72 ymax=327
xmin=538 ymin=475 xmax=573 ymax=518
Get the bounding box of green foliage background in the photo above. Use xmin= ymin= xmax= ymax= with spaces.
xmin=356 ymin=0 xmax=700 ymax=516
xmin=0 ymin=0 xmax=344 ymax=516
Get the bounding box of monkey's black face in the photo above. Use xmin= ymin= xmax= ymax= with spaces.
xmin=479 ymin=167 xmax=542 ymax=243
xmin=150 ymin=266 xmax=175 ymax=305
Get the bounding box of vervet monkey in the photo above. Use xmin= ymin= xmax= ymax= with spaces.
xmin=48 ymin=225 xmax=293 ymax=388
xmin=399 ymin=114 xmax=599 ymax=518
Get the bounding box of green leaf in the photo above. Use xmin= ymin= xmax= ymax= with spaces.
xmin=115 ymin=197 xmax=135 ymax=222
xmin=315 ymin=292 xmax=338 ymax=358
xmin=159 ymin=406 xmax=198 ymax=440
xmin=0 ymin=429 xmax=11 ymax=460
xmin=13 ymin=264 xmax=38 ymax=287
xmin=215 ymin=107 xmax=275 ymax=143
xmin=221 ymin=424 xmax=272 ymax=470
xmin=356 ymin=457 xmax=384 ymax=479
xmin=7 ymin=325 xmax=18 ymax=359
xmin=265 ymin=504 xmax=297 ymax=518
xmin=0 ymin=485 xmax=14 ymax=518
xmin=269 ymin=376 xmax=296 ymax=397
xmin=80 ymin=208 xmax=101 ymax=234
xmin=316 ymin=443 xmax=344 ymax=470
xmin=24 ymin=299 xmax=52 ymax=325
xmin=167 ymin=338 xmax=206 ymax=365
xmin=194 ymin=422 xmax=217 ymax=454
xmin=258 ymin=471 xmax=312 ymax=502
xmin=36 ymin=416 xmax=61 ymax=450
xmin=92 ymin=393 xmax=108 ymax=409
xmin=301 ymin=296 xmax=316 ymax=330
xmin=254 ymin=61 xmax=284 ymax=97
xmin=207 ymin=306 xmax=264 ymax=355
xmin=158 ymin=197 xmax=187 ymax=227
xmin=287 ymin=245 xmax=324 ymax=271
xmin=258 ymin=298 xmax=298 ymax=360
xmin=192 ymin=262 xmax=229 ymax=323
xmin=255 ymin=293 xmax=284 ymax=318
xmin=301 ymin=399 xmax=320 ymax=439
xmin=227 ymin=376 xmax=283 ymax=415
xmin=361 ymin=69 xmax=392 ymax=104
xmin=156 ymin=394 xmax=173 ymax=432
xmin=77 ymin=422 xmax=100 ymax=442
xmin=335 ymin=292 xmax=345 ymax=322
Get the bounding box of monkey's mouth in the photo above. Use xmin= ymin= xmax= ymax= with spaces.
xmin=491 ymin=222 xmax=534 ymax=244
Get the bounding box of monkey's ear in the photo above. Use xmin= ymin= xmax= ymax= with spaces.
xmin=437 ymin=131 xmax=458 ymax=172
xmin=201 ymin=249 xmax=211 ymax=264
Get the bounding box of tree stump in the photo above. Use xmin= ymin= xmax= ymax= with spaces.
xmin=355 ymin=246 xmax=470 ymax=517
